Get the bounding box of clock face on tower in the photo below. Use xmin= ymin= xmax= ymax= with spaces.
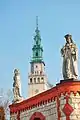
xmin=35 ymin=89 xmax=39 ymax=94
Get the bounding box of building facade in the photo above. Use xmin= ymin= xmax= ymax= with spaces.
xmin=9 ymin=80 xmax=80 ymax=120
xmin=9 ymin=19 xmax=80 ymax=120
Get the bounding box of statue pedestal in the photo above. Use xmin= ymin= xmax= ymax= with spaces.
xmin=13 ymin=97 xmax=24 ymax=104
xmin=56 ymin=78 xmax=80 ymax=86
xmin=60 ymin=78 xmax=79 ymax=84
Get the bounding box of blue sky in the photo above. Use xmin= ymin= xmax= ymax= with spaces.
xmin=0 ymin=0 xmax=80 ymax=98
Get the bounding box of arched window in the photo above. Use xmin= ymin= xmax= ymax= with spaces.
xmin=30 ymin=112 xmax=46 ymax=120
xmin=38 ymin=78 xmax=40 ymax=83
xmin=37 ymin=71 xmax=39 ymax=74
xmin=40 ymin=71 xmax=42 ymax=75
xmin=36 ymin=41 xmax=38 ymax=45
xmin=36 ymin=52 xmax=38 ymax=57
xmin=35 ymin=71 xmax=36 ymax=74
xmin=36 ymin=65 xmax=38 ymax=68
xmin=30 ymin=78 xmax=32 ymax=83
xmin=41 ymin=77 xmax=44 ymax=82
xmin=34 ymin=78 xmax=36 ymax=83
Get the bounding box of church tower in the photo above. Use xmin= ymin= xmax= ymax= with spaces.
xmin=28 ymin=17 xmax=50 ymax=98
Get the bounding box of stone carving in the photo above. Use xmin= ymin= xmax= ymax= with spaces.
xmin=13 ymin=69 xmax=23 ymax=103
xmin=61 ymin=34 xmax=78 ymax=79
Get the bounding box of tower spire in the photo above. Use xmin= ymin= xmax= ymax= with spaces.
xmin=35 ymin=16 xmax=39 ymax=36
xmin=28 ymin=17 xmax=48 ymax=98
xmin=36 ymin=16 xmax=38 ymax=30
xmin=31 ymin=17 xmax=44 ymax=63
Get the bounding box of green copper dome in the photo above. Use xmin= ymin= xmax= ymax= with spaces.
xmin=31 ymin=17 xmax=43 ymax=63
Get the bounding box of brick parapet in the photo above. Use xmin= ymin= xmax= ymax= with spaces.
xmin=9 ymin=80 xmax=80 ymax=120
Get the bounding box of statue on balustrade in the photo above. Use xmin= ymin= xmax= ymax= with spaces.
xmin=13 ymin=69 xmax=23 ymax=103
xmin=61 ymin=34 xmax=78 ymax=80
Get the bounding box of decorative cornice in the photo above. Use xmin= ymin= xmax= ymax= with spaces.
xmin=9 ymin=80 xmax=80 ymax=114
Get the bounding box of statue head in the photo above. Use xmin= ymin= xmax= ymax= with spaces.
xmin=14 ymin=69 xmax=20 ymax=76
xmin=64 ymin=34 xmax=73 ymax=43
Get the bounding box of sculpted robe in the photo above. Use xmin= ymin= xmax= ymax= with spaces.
xmin=13 ymin=69 xmax=22 ymax=102
xmin=61 ymin=42 xmax=78 ymax=79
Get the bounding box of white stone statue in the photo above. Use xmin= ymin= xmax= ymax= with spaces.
xmin=13 ymin=69 xmax=22 ymax=103
xmin=61 ymin=34 xmax=78 ymax=80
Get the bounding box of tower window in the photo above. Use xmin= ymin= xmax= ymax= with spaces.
xmin=37 ymin=71 xmax=39 ymax=74
xmin=41 ymin=77 xmax=44 ymax=82
xmin=36 ymin=52 xmax=38 ymax=57
xmin=34 ymin=78 xmax=36 ymax=83
xmin=40 ymin=71 xmax=42 ymax=74
xmin=30 ymin=78 xmax=32 ymax=83
xmin=38 ymin=78 xmax=40 ymax=83
xmin=35 ymin=71 xmax=36 ymax=74
xmin=36 ymin=65 xmax=38 ymax=68
xmin=36 ymin=41 xmax=38 ymax=45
